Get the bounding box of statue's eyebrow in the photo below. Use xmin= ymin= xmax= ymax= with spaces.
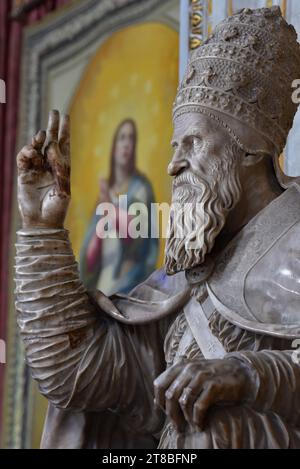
xmin=185 ymin=128 xmax=203 ymax=139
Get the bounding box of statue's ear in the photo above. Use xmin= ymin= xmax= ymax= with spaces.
xmin=242 ymin=152 xmax=265 ymax=167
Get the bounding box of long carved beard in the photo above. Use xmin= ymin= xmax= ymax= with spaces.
xmin=164 ymin=143 xmax=243 ymax=275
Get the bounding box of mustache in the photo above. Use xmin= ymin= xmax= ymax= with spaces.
xmin=173 ymin=170 xmax=205 ymax=190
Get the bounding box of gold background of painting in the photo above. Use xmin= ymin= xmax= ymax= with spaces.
xmin=66 ymin=22 xmax=179 ymax=268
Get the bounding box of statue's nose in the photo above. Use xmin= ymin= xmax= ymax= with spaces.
xmin=168 ymin=154 xmax=189 ymax=176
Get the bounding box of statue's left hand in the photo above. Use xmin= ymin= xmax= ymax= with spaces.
xmin=154 ymin=358 xmax=252 ymax=432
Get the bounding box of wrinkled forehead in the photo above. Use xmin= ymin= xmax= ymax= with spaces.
xmin=172 ymin=111 xmax=221 ymax=140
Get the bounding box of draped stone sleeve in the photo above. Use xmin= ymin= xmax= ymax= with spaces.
xmin=228 ymin=350 xmax=300 ymax=427
xmin=15 ymin=228 xmax=167 ymax=435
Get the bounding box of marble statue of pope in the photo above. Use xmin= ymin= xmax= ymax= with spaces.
xmin=15 ymin=6 xmax=300 ymax=449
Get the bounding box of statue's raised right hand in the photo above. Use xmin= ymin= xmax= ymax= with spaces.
xmin=17 ymin=110 xmax=71 ymax=229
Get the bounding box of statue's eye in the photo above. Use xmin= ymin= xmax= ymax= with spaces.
xmin=192 ymin=136 xmax=202 ymax=147
xmin=183 ymin=136 xmax=201 ymax=148
xmin=171 ymin=141 xmax=178 ymax=149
